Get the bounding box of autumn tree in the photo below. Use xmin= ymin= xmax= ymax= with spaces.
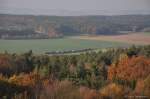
xmin=135 ymin=75 xmax=150 ymax=97
xmin=108 ymin=56 xmax=150 ymax=82
xmin=0 ymin=54 xmax=14 ymax=76
xmin=100 ymin=83 xmax=128 ymax=99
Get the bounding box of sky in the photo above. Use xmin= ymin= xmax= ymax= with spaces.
xmin=0 ymin=0 xmax=150 ymax=15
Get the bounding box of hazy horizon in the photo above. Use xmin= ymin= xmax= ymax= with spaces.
xmin=0 ymin=0 xmax=150 ymax=15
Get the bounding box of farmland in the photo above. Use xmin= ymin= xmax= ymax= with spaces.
xmin=0 ymin=37 xmax=129 ymax=54
xmin=0 ymin=14 xmax=150 ymax=99
xmin=73 ymin=32 xmax=150 ymax=45
xmin=0 ymin=32 xmax=149 ymax=54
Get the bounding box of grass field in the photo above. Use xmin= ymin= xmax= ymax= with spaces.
xmin=144 ymin=32 xmax=150 ymax=35
xmin=0 ymin=38 xmax=129 ymax=54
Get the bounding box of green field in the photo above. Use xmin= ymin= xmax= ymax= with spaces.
xmin=144 ymin=32 xmax=150 ymax=35
xmin=0 ymin=38 xmax=129 ymax=54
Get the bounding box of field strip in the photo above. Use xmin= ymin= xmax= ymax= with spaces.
xmin=71 ymin=33 xmax=150 ymax=45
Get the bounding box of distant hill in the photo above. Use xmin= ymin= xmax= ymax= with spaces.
xmin=0 ymin=14 xmax=150 ymax=38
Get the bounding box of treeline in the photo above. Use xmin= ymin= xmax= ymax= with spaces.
xmin=0 ymin=45 xmax=150 ymax=99
xmin=0 ymin=14 xmax=150 ymax=37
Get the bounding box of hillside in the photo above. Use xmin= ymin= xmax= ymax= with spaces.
xmin=0 ymin=14 xmax=150 ymax=38
xmin=0 ymin=45 xmax=150 ymax=98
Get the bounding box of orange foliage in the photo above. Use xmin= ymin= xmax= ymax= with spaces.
xmin=19 ymin=73 xmax=39 ymax=87
xmin=108 ymin=56 xmax=150 ymax=81
xmin=79 ymin=87 xmax=101 ymax=99
xmin=135 ymin=75 xmax=150 ymax=96
xmin=9 ymin=73 xmax=40 ymax=88
xmin=100 ymin=83 xmax=125 ymax=98
xmin=0 ymin=54 xmax=12 ymax=69
xmin=40 ymin=80 xmax=82 ymax=99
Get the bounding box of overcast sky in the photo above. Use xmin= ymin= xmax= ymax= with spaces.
xmin=0 ymin=0 xmax=150 ymax=15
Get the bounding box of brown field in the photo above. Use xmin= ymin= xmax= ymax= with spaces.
xmin=71 ymin=32 xmax=150 ymax=45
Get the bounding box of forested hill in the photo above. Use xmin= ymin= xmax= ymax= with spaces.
xmin=0 ymin=14 xmax=150 ymax=37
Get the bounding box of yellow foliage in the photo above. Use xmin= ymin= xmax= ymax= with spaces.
xmin=119 ymin=53 xmax=128 ymax=62
xmin=8 ymin=73 xmax=39 ymax=87
xmin=8 ymin=75 xmax=20 ymax=84
xmin=0 ymin=74 xmax=7 ymax=81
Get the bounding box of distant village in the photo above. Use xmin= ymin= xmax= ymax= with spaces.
xmin=45 ymin=48 xmax=95 ymax=55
